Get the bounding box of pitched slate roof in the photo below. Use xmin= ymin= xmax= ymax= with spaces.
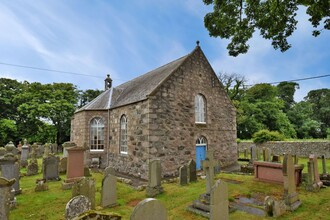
xmin=76 ymin=47 xmax=196 ymax=112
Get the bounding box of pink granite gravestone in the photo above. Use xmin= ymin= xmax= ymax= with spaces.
xmin=62 ymin=147 xmax=85 ymax=189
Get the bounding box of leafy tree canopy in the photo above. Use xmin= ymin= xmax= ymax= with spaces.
xmin=203 ymin=0 xmax=330 ymax=56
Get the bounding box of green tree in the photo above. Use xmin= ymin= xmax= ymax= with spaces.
xmin=203 ymin=0 xmax=329 ymax=56
xmin=0 ymin=119 xmax=17 ymax=146
xmin=218 ymin=72 xmax=246 ymax=101
xmin=277 ymin=81 xmax=299 ymax=112
xmin=78 ymin=89 xmax=103 ymax=108
xmin=305 ymin=88 xmax=330 ymax=137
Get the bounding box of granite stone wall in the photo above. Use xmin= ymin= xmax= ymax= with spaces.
xmin=238 ymin=141 xmax=330 ymax=158
xmin=146 ymin=47 xmax=237 ymax=177
xmin=107 ymin=100 xmax=150 ymax=179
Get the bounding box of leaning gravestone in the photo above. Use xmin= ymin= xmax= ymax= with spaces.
xmin=72 ymin=177 xmax=96 ymax=209
xmin=282 ymin=154 xmax=301 ymax=211
xmin=101 ymin=173 xmax=117 ymax=208
xmin=42 ymin=155 xmax=60 ymax=181
xmin=0 ymin=150 xmax=21 ymax=195
xmin=306 ymin=154 xmax=323 ymax=191
xmin=146 ymin=159 xmax=163 ymax=197
xmin=179 ymin=165 xmax=188 ymax=186
xmin=250 ymin=145 xmax=257 ymax=164
xmin=0 ymin=177 xmax=16 ymax=220
xmin=130 ymin=198 xmax=167 ymax=220
xmin=65 ymin=195 xmax=91 ymax=220
xmin=210 ymin=180 xmax=229 ymax=220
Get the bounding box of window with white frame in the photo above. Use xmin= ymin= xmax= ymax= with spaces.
xmin=195 ymin=94 xmax=206 ymax=123
xmin=196 ymin=136 xmax=207 ymax=145
xmin=90 ymin=117 xmax=104 ymax=150
xmin=120 ymin=115 xmax=128 ymax=154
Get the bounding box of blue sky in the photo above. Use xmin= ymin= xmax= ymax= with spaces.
xmin=0 ymin=1 xmax=329 ymax=101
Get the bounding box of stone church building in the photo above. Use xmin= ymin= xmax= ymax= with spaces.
xmin=70 ymin=44 xmax=237 ymax=179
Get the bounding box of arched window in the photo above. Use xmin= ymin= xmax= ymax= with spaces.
xmin=196 ymin=136 xmax=207 ymax=146
xmin=120 ymin=115 xmax=128 ymax=154
xmin=195 ymin=94 xmax=206 ymax=123
xmin=90 ymin=117 xmax=104 ymax=150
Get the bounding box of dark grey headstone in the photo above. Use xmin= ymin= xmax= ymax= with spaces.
xmin=179 ymin=165 xmax=188 ymax=186
xmin=188 ymin=159 xmax=197 ymax=182
xmin=42 ymin=155 xmax=60 ymax=181
xmin=101 ymin=174 xmax=117 ymax=208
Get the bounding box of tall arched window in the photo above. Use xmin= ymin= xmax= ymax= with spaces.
xmin=120 ymin=115 xmax=128 ymax=154
xmin=90 ymin=117 xmax=104 ymax=150
xmin=195 ymin=94 xmax=206 ymax=123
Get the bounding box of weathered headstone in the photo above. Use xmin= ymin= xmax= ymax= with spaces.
xmin=264 ymin=196 xmax=286 ymax=217
xmin=321 ymin=155 xmax=327 ymax=175
xmin=282 ymin=154 xmax=301 ymax=211
xmin=130 ymin=198 xmax=167 ymax=220
xmin=146 ymin=159 xmax=163 ymax=197
xmin=104 ymin=166 xmax=116 ymax=177
xmin=42 ymin=155 xmax=60 ymax=181
xmin=65 ymin=195 xmax=91 ymax=220
xmin=179 ymin=165 xmax=188 ymax=186
xmin=188 ymin=159 xmax=197 ymax=182
xmin=29 ymin=143 xmax=38 ymax=164
xmin=0 ymin=151 xmax=21 ymax=195
xmin=62 ymin=141 xmax=77 ymax=158
xmin=0 ymin=177 xmax=16 ymax=220
xmin=101 ymin=173 xmax=117 ymax=208
xmin=243 ymin=148 xmax=248 ymax=159
xmin=256 ymin=147 xmax=261 ymax=161
xmin=43 ymin=143 xmax=51 ymax=158
xmin=293 ymin=155 xmax=299 ymax=165
xmin=26 ymin=161 xmax=38 ymax=176
xmin=306 ymin=155 xmax=323 ymax=191
xmin=36 ymin=144 xmax=44 ymax=158
xmin=72 ymin=177 xmax=96 ymax=209
xmin=263 ymin=148 xmax=272 ymax=162
xmin=210 ymin=180 xmax=229 ymax=220
xmin=202 ymin=150 xmax=218 ymax=193
xmin=5 ymin=142 xmax=18 ymax=156
xmin=20 ymin=139 xmax=29 ymax=167
xmin=59 ymin=157 xmax=67 ymax=174
xmin=250 ymin=145 xmax=257 ymax=164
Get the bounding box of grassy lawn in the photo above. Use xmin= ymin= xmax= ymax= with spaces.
xmin=10 ymin=158 xmax=330 ymax=220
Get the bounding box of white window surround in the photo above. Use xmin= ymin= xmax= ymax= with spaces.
xmin=90 ymin=117 xmax=105 ymax=151
xmin=195 ymin=94 xmax=206 ymax=123
xmin=120 ymin=115 xmax=128 ymax=154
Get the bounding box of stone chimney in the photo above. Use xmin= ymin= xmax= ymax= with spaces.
xmin=104 ymin=74 xmax=112 ymax=90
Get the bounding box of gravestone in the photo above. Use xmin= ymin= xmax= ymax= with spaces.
xmin=256 ymin=147 xmax=261 ymax=161
xmin=36 ymin=144 xmax=44 ymax=158
xmin=243 ymin=148 xmax=248 ymax=159
xmin=65 ymin=195 xmax=91 ymax=220
xmin=293 ymin=155 xmax=299 ymax=165
xmin=272 ymin=155 xmax=280 ymax=163
xmin=188 ymin=159 xmax=197 ymax=182
xmin=282 ymin=154 xmax=301 ymax=211
xmin=42 ymin=155 xmax=60 ymax=181
xmin=0 ymin=152 xmax=21 ymax=195
xmin=264 ymin=196 xmax=286 ymax=217
xmin=179 ymin=165 xmax=188 ymax=186
xmin=210 ymin=180 xmax=229 ymax=220
xmin=0 ymin=147 xmax=5 ymax=158
xmin=146 ymin=159 xmax=163 ymax=197
xmin=104 ymin=166 xmax=116 ymax=177
xmin=202 ymin=150 xmax=218 ymax=193
xmin=62 ymin=141 xmax=77 ymax=158
xmin=250 ymin=145 xmax=257 ymax=164
xmin=5 ymin=142 xmax=18 ymax=157
xmin=72 ymin=177 xmax=96 ymax=209
xmin=20 ymin=139 xmax=29 ymax=168
xmin=306 ymin=155 xmax=323 ymax=191
xmin=101 ymin=173 xmax=117 ymax=208
xmin=130 ymin=198 xmax=167 ymax=220
xmin=62 ymin=146 xmax=85 ymax=189
xmin=26 ymin=161 xmax=38 ymax=176
xmin=0 ymin=177 xmax=16 ymax=220
xmin=59 ymin=157 xmax=67 ymax=174
xmin=320 ymin=155 xmax=330 ymax=186
xmin=263 ymin=148 xmax=272 ymax=162
xmin=43 ymin=143 xmax=51 ymax=158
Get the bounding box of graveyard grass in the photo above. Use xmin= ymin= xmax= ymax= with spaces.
xmin=10 ymin=158 xmax=330 ymax=220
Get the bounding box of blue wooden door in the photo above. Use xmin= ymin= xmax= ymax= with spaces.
xmin=196 ymin=145 xmax=206 ymax=170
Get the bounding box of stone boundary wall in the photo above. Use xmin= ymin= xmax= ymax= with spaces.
xmin=238 ymin=141 xmax=330 ymax=158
